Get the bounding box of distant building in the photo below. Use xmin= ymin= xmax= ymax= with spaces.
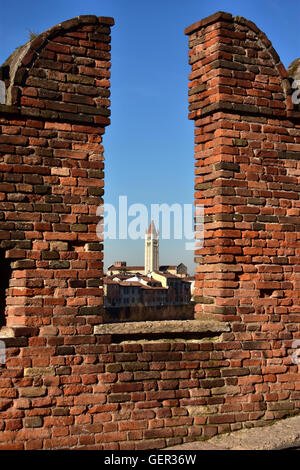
xmin=159 ymin=263 xmax=187 ymax=278
xmin=107 ymin=262 xmax=144 ymax=276
xmin=103 ymin=278 xmax=120 ymax=307
xmin=107 ymin=222 xmax=188 ymax=279
xmin=105 ymin=220 xmax=193 ymax=307
xmin=151 ymin=271 xmax=191 ymax=305
xmin=103 ymin=274 xmax=189 ymax=308
xmin=145 ymin=220 xmax=159 ymax=275
xmin=184 ymin=276 xmax=195 ymax=301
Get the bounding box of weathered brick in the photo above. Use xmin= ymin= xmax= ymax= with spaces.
xmin=0 ymin=9 xmax=300 ymax=453
xmin=24 ymin=417 xmax=43 ymax=428
xmin=24 ymin=367 xmax=55 ymax=377
xmin=19 ymin=387 xmax=47 ymax=398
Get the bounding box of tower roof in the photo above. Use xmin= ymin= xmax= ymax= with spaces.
xmin=147 ymin=220 xmax=158 ymax=236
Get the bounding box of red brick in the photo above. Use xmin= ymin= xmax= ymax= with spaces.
xmin=1 ymin=11 xmax=300 ymax=452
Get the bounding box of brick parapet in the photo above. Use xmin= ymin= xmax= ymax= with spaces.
xmin=187 ymin=10 xmax=300 ymax=436
xmin=0 ymin=320 xmax=232 ymax=450
xmin=1 ymin=15 xmax=113 ymax=126
xmin=0 ymin=16 xmax=113 ymax=328
xmin=187 ymin=12 xmax=300 ymax=320
xmin=185 ymin=12 xmax=295 ymax=121
xmin=1 ymin=11 xmax=300 ymax=451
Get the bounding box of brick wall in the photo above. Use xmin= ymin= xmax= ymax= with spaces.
xmin=0 ymin=11 xmax=300 ymax=451
xmin=186 ymin=11 xmax=300 ymax=423
xmin=0 ymin=15 xmax=113 ymax=328
xmin=0 ymin=15 xmax=116 ymax=449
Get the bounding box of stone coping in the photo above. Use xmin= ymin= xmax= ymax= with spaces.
xmin=94 ymin=320 xmax=230 ymax=336
xmin=167 ymin=414 xmax=300 ymax=450
xmin=0 ymin=321 xmax=229 ymax=340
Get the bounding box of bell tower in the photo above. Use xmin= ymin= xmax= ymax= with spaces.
xmin=145 ymin=220 xmax=159 ymax=275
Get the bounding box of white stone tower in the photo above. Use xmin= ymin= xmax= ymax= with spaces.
xmin=144 ymin=220 xmax=159 ymax=275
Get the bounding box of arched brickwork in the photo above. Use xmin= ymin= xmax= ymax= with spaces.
xmin=0 ymin=16 xmax=113 ymax=328
xmin=185 ymin=11 xmax=300 ymax=320
xmin=0 ymin=11 xmax=299 ymax=451
xmin=186 ymin=11 xmax=300 ymax=426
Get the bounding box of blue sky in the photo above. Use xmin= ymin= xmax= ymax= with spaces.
xmin=1 ymin=0 xmax=299 ymax=274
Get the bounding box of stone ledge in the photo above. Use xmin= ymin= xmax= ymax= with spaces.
xmin=94 ymin=320 xmax=230 ymax=336
xmin=0 ymin=326 xmax=39 ymax=338
xmin=167 ymin=414 xmax=300 ymax=450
